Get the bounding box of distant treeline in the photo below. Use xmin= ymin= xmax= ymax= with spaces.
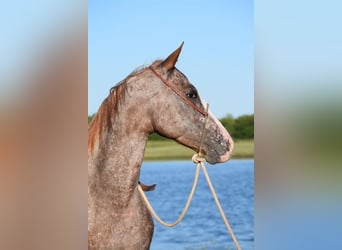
xmin=220 ymin=114 xmax=254 ymax=139
xmin=88 ymin=113 xmax=254 ymax=140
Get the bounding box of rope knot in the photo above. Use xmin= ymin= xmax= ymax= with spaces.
xmin=192 ymin=153 xmax=205 ymax=164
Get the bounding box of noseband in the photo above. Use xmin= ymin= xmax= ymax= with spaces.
xmin=149 ymin=66 xmax=208 ymax=117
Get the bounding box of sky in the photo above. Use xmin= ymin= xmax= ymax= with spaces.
xmin=88 ymin=0 xmax=254 ymax=118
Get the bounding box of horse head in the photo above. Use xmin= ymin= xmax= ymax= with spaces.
xmin=149 ymin=43 xmax=234 ymax=164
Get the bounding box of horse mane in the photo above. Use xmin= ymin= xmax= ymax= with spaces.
xmin=88 ymin=82 xmax=125 ymax=153
xmin=88 ymin=61 xmax=162 ymax=154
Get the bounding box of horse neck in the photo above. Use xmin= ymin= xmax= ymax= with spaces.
xmin=88 ymin=93 xmax=152 ymax=209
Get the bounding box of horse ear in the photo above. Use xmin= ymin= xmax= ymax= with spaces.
xmin=161 ymin=42 xmax=184 ymax=71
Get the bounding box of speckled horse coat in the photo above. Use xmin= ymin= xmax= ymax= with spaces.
xmin=88 ymin=43 xmax=234 ymax=249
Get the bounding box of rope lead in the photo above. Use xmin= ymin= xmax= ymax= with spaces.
xmin=199 ymin=159 xmax=241 ymax=250
xmin=138 ymin=103 xmax=241 ymax=250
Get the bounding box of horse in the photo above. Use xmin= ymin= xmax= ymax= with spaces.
xmin=88 ymin=43 xmax=234 ymax=249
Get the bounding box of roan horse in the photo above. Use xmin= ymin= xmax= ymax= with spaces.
xmin=88 ymin=43 xmax=234 ymax=249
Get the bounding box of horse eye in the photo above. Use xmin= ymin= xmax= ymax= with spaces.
xmin=186 ymin=89 xmax=197 ymax=99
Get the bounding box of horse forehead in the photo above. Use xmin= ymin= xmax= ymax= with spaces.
xmin=169 ymin=70 xmax=191 ymax=88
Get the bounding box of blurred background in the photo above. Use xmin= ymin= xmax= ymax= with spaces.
xmin=0 ymin=1 xmax=87 ymax=249
xmin=255 ymin=1 xmax=342 ymax=249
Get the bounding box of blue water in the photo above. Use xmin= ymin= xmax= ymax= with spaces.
xmin=140 ymin=159 xmax=254 ymax=250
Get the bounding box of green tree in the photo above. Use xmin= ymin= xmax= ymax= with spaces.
xmin=220 ymin=114 xmax=236 ymax=137
xmin=233 ymin=114 xmax=254 ymax=139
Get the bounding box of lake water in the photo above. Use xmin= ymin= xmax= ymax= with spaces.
xmin=140 ymin=159 xmax=254 ymax=250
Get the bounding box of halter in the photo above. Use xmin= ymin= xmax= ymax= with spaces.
xmin=149 ymin=66 xmax=208 ymax=117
